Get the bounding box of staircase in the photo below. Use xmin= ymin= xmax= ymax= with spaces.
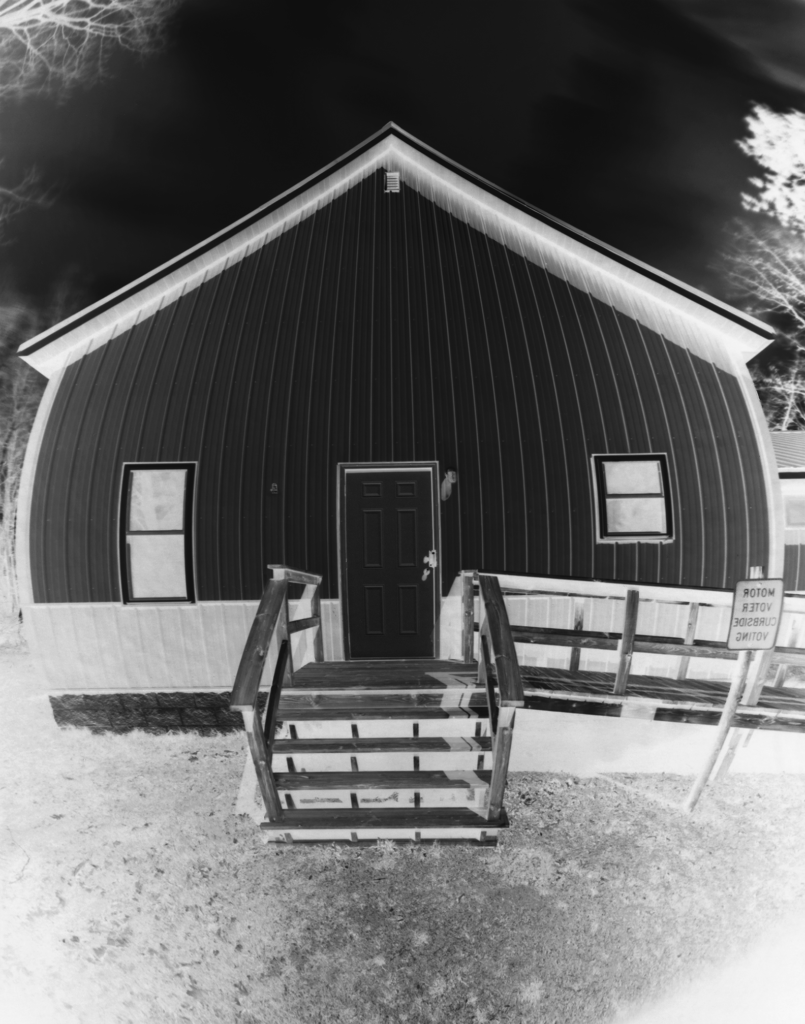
xmin=266 ymin=660 xmax=505 ymax=844
xmin=231 ymin=568 xmax=523 ymax=845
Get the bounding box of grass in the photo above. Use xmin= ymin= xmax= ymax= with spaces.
xmin=2 ymin=643 xmax=805 ymax=1023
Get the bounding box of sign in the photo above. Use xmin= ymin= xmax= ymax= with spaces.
xmin=726 ymin=578 xmax=784 ymax=651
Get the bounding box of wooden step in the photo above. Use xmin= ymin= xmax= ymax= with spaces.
xmin=274 ymin=718 xmax=490 ymax=740
xmin=287 ymin=661 xmax=479 ymax=690
xmin=271 ymin=735 xmax=492 ymax=774
xmin=286 ymin=672 xmax=479 ymax=691
xmin=260 ymin=806 xmax=507 ymax=844
xmin=274 ymin=752 xmax=489 ymax=774
xmin=273 ymin=736 xmax=492 ymax=754
xmin=276 ymin=770 xmax=490 ymax=811
xmin=277 ymin=688 xmax=489 ymax=720
xmin=274 ymin=770 xmax=491 ymax=790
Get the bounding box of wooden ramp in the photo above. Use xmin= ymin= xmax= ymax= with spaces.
xmin=266 ymin=660 xmax=506 ymax=845
xmin=519 ymin=666 xmax=805 ymax=732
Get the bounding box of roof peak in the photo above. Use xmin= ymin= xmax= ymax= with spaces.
xmin=19 ymin=124 xmax=774 ymax=373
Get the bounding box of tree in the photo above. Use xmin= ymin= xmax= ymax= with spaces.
xmin=721 ymin=220 xmax=805 ymax=429
xmin=0 ymin=358 xmax=44 ymax=623
xmin=738 ymin=104 xmax=805 ymax=233
xmin=717 ymin=104 xmax=805 ymax=429
xmin=0 ymin=303 xmax=46 ymax=624
xmin=0 ymin=0 xmax=178 ymax=98
xmin=0 ymin=3 xmax=178 ymax=634
xmin=720 ymin=219 xmax=805 ymax=339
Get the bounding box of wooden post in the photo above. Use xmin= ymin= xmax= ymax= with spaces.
xmin=613 ymin=589 xmax=639 ymax=695
xmin=683 ymin=649 xmax=753 ymax=813
xmin=309 ymin=582 xmax=324 ymax=662
xmin=714 ymin=647 xmax=773 ymax=779
xmin=676 ymin=602 xmax=699 ymax=680
xmin=773 ymin=617 xmax=799 ymax=688
xmin=478 ymin=632 xmax=498 ymax=736
xmin=242 ymin=705 xmax=283 ymax=821
xmin=462 ymin=571 xmax=476 ymax=664
xmin=487 ymin=706 xmax=515 ymax=820
xmin=714 ymin=565 xmax=769 ymax=778
xmin=568 ymin=598 xmax=585 ymax=674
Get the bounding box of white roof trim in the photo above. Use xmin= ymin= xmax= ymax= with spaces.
xmin=20 ymin=132 xmax=771 ymax=378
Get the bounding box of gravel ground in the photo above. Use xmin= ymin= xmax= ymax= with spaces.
xmin=2 ymin=643 xmax=805 ymax=1024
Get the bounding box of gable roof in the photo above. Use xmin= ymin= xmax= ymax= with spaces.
xmin=19 ymin=122 xmax=774 ymax=378
xmin=771 ymin=431 xmax=805 ymax=471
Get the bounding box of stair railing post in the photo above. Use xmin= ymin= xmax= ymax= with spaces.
xmin=311 ymin=580 xmax=324 ymax=662
xmin=462 ymin=570 xmax=476 ymax=664
xmin=487 ymin=706 xmax=515 ymax=820
xmin=243 ymin=703 xmax=283 ymax=821
xmin=479 ymin=630 xmax=499 ymax=737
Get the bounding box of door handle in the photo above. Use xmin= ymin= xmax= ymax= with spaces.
xmin=421 ymin=549 xmax=438 ymax=581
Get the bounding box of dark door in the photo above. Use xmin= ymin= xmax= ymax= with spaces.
xmin=343 ymin=467 xmax=437 ymax=659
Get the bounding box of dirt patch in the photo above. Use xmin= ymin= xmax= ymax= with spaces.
xmin=3 ymin=647 xmax=805 ymax=1023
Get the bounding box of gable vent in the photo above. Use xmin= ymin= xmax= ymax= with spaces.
xmin=384 ymin=172 xmax=400 ymax=193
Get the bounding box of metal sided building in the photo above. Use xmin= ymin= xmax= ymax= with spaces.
xmin=771 ymin=431 xmax=805 ymax=594
xmin=17 ymin=123 xmax=783 ymax=695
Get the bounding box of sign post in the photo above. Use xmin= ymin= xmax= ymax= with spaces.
xmin=682 ymin=578 xmax=783 ymax=813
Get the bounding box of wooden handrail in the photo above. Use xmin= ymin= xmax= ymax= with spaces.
xmin=230 ymin=564 xmax=324 ymax=823
xmin=267 ymin=564 xmax=323 ymax=586
xmin=769 ymin=646 xmax=805 ymax=667
xmin=478 ymin=574 xmax=525 ymax=707
xmin=506 ymin=625 xmax=742 ymax=661
xmin=231 ymin=579 xmax=288 ymax=711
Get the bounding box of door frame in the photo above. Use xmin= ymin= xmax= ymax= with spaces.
xmin=337 ymin=461 xmax=441 ymax=660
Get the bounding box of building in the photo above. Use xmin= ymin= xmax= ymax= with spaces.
xmin=771 ymin=431 xmax=805 ymax=594
xmin=17 ymin=123 xmax=781 ymax=695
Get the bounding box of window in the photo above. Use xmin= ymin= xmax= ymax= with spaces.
xmin=593 ymin=454 xmax=672 ymax=541
xmin=780 ymin=475 xmax=805 ymax=528
xmin=120 ymin=463 xmax=195 ymax=602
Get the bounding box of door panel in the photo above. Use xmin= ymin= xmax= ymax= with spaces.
xmin=344 ymin=467 xmax=436 ymax=658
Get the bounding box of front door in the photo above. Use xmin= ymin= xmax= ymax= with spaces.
xmin=340 ymin=464 xmax=439 ymax=659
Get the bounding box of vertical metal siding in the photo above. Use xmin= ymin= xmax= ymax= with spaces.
xmin=30 ymin=169 xmax=770 ymax=604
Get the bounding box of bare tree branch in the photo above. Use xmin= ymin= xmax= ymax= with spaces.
xmin=0 ymin=0 xmax=179 ymax=97
xmin=717 ymin=220 xmax=805 ymax=340
xmin=716 ymin=219 xmax=805 ymax=430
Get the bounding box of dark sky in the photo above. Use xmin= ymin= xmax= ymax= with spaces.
xmin=2 ymin=0 xmax=804 ymax=320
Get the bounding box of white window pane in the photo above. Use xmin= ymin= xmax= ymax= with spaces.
xmin=786 ymin=498 xmax=805 ymax=527
xmin=128 ymin=534 xmax=187 ymax=599
xmin=606 ymin=497 xmax=667 ymax=535
xmin=129 ymin=469 xmax=186 ymax=532
xmin=603 ymin=460 xmax=662 ymax=495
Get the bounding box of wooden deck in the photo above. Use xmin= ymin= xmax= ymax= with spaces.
xmin=519 ymin=665 xmax=805 ymax=732
xmin=285 ymin=660 xmax=475 ymax=688
xmin=284 ymin=660 xmax=805 ymax=733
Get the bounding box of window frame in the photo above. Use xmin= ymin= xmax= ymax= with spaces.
xmin=780 ymin=472 xmax=805 ymax=529
xmin=119 ymin=462 xmax=197 ymax=604
xmin=592 ymin=453 xmax=673 ymax=543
